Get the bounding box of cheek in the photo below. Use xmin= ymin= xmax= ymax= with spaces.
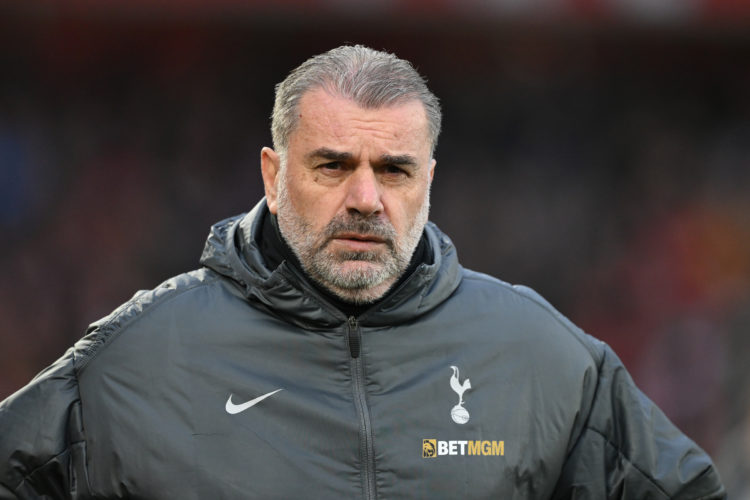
xmin=287 ymin=181 xmax=341 ymax=229
xmin=386 ymin=189 xmax=429 ymax=231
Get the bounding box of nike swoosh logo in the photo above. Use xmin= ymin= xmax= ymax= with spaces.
xmin=225 ymin=389 xmax=284 ymax=415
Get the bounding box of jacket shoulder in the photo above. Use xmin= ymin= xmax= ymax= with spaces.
xmin=73 ymin=268 xmax=223 ymax=372
xmin=458 ymin=268 xmax=605 ymax=363
xmin=0 ymin=268 xmax=231 ymax=497
xmin=0 ymin=348 xmax=87 ymax=497
xmin=458 ymin=270 xmax=725 ymax=497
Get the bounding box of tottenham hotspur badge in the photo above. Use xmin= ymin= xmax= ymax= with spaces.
xmin=449 ymin=366 xmax=472 ymax=424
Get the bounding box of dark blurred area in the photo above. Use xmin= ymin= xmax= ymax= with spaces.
xmin=1 ymin=0 xmax=749 ymax=494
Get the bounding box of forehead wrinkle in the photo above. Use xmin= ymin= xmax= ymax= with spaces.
xmin=346 ymin=116 xmax=423 ymax=141
xmin=294 ymin=90 xmax=432 ymax=160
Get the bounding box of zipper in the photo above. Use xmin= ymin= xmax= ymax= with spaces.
xmin=347 ymin=316 xmax=377 ymax=500
xmin=348 ymin=316 xmax=361 ymax=358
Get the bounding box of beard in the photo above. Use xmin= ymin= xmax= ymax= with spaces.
xmin=275 ymin=175 xmax=430 ymax=305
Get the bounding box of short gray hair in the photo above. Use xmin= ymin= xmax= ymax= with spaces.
xmin=271 ymin=45 xmax=441 ymax=158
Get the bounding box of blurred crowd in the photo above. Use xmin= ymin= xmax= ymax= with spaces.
xmin=1 ymin=10 xmax=749 ymax=496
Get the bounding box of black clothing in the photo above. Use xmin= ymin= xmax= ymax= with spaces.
xmin=0 ymin=201 xmax=725 ymax=499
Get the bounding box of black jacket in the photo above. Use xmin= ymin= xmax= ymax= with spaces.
xmin=0 ymin=201 xmax=725 ymax=499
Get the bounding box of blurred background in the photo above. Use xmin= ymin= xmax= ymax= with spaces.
xmin=1 ymin=0 xmax=749 ymax=494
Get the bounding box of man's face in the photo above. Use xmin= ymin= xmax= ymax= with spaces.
xmin=261 ymin=88 xmax=436 ymax=304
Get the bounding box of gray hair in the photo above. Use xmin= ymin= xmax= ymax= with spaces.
xmin=271 ymin=45 xmax=441 ymax=159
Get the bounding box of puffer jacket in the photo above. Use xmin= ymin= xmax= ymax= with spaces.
xmin=0 ymin=200 xmax=725 ymax=499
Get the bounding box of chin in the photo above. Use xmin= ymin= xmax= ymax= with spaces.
xmin=331 ymin=283 xmax=393 ymax=305
xmin=321 ymin=266 xmax=398 ymax=305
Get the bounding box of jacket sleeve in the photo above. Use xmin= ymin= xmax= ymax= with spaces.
xmin=0 ymin=348 xmax=90 ymax=499
xmin=551 ymin=343 xmax=726 ymax=499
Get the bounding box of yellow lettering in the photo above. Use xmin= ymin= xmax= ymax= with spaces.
xmin=484 ymin=441 xmax=492 ymax=455
xmin=423 ymin=439 xmax=505 ymax=457
xmin=468 ymin=441 xmax=482 ymax=455
xmin=492 ymin=441 xmax=504 ymax=456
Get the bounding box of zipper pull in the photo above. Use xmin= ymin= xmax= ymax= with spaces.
xmin=347 ymin=316 xmax=360 ymax=359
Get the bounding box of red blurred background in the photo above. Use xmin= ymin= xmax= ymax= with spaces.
xmin=1 ymin=0 xmax=749 ymax=493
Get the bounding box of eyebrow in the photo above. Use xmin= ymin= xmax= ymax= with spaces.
xmin=306 ymin=148 xmax=418 ymax=167
xmin=306 ymin=148 xmax=353 ymax=163
xmin=379 ymin=154 xmax=418 ymax=167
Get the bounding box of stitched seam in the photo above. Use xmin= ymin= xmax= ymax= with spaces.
xmin=462 ymin=273 xmax=602 ymax=362
xmin=672 ymin=466 xmax=725 ymax=500
xmin=74 ymin=274 xmax=221 ymax=372
xmin=585 ymin=426 xmax=671 ymax=499
xmin=10 ymin=439 xmax=86 ymax=493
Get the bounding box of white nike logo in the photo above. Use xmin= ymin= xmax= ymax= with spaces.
xmin=225 ymin=389 xmax=284 ymax=415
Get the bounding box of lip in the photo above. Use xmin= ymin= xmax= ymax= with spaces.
xmin=331 ymin=233 xmax=387 ymax=251
xmin=333 ymin=233 xmax=386 ymax=243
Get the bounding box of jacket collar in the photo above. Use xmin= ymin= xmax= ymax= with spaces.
xmin=200 ymin=199 xmax=462 ymax=329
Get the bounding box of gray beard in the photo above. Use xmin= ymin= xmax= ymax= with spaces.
xmin=275 ymin=175 xmax=430 ymax=304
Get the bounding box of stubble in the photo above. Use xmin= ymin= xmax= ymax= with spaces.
xmin=275 ymin=172 xmax=430 ymax=304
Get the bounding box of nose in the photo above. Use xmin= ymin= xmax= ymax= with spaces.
xmin=344 ymin=167 xmax=384 ymax=217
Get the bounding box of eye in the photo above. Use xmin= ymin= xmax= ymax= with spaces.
xmin=316 ymin=161 xmax=349 ymax=177
xmin=320 ymin=161 xmax=343 ymax=171
xmin=383 ymin=165 xmax=408 ymax=177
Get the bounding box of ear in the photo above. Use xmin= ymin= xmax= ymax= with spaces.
xmin=261 ymin=147 xmax=281 ymax=214
xmin=428 ymin=158 xmax=436 ymax=182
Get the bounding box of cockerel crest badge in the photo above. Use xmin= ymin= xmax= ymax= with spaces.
xmin=449 ymin=366 xmax=472 ymax=424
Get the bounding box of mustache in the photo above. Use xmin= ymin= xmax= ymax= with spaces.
xmin=323 ymin=214 xmax=396 ymax=248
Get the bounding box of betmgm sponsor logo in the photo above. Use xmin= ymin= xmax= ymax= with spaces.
xmin=422 ymin=439 xmax=504 ymax=458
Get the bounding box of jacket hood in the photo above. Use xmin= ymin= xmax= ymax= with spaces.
xmin=199 ymin=199 xmax=463 ymax=329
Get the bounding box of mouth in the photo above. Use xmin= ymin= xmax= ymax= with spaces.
xmin=335 ymin=233 xmax=386 ymax=243
xmin=330 ymin=233 xmax=388 ymax=251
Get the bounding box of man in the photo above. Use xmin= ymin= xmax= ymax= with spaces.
xmin=0 ymin=45 xmax=724 ymax=499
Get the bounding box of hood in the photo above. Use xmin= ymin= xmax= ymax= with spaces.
xmin=199 ymin=199 xmax=463 ymax=329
